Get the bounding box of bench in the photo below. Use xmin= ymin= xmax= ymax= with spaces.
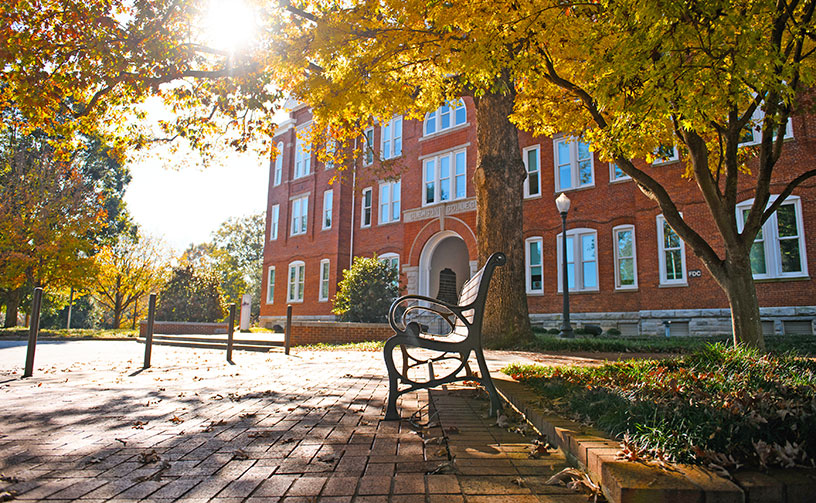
xmin=383 ymin=252 xmax=506 ymax=420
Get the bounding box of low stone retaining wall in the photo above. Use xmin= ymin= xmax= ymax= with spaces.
xmin=139 ymin=321 xmax=229 ymax=338
xmin=286 ymin=321 xmax=393 ymax=346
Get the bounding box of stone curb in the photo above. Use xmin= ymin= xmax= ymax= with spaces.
xmin=492 ymin=375 xmax=745 ymax=503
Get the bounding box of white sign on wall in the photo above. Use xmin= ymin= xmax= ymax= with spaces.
xmin=240 ymin=294 xmax=252 ymax=331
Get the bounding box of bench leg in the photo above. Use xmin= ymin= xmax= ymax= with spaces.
xmin=383 ymin=338 xmax=401 ymax=420
xmin=474 ymin=348 xmax=503 ymax=417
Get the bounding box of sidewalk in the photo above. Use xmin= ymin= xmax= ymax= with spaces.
xmin=0 ymin=341 xmax=589 ymax=502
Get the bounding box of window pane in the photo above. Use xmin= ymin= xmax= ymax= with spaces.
xmin=777 ymin=204 xmax=798 ymax=237
xmin=528 ymin=172 xmax=539 ymax=196
xmin=577 ymin=141 xmax=590 ymax=160
xmin=455 ymin=152 xmax=466 ymax=198
xmin=425 ymin=112 xmax=436 ymax=135
xmin=582 ymin=235 xmax=597 ymax=288
xmin=582 ymin=234 xmax=595 ymax=260
xmin=559 ymin=165 xmax=572 ymax=190
xmin=619 ymin=258 xmax=635 ymax=286
xmin=579 ymin=160 xmax=592 ymax=185
xmin=567 ymin=263 xmax=575 ymax=289
xmin=529 ymin=241 xmax=541 ymax=265
xmin=613 ymin=163 xmax=625 ymax=179
xmin=583 ymin=261 xmax=597 ymax=288
xmin=440 ymin=104 xmax=450 ymax=129
xmin=663 ymin=221 xmax=680 ymax=249
xmin=666 ymin=250 xmax=682 ymax=280
xmin=779 ymin=239 xmax=802 ymax=273
xmin=566 ymin=236 xmax=574 ymax=262
xmin=440 ymin=156 xmax=450 ymax=200
xmin=558 ymin=141 xmax=570 ymax=164
xmin=530 ymin=266 xmax=542 ymax=291
xmin=750 ymin=242 xmax=767 ymax=275
xmin=455 ymin=101 xmax=466 ymax=124
xmin=617 ymin=230 xmax=632 ymax=257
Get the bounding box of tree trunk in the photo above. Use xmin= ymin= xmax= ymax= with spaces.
xmin=113 ymin=275 xmax=122 ymax=328
xmin=473 ymin=87 xmax=532 ymax=346
xmin=3 ymin=288 xmax=22 ymax=328
xmin=722 ymin=249 xmax=765 ymax=350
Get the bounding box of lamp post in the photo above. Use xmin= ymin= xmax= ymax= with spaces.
xmin=555 ymin=193 xmax=574 ymax=338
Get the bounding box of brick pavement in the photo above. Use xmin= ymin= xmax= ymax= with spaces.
xmin=0 ymin=341 xmax=591 ymax=502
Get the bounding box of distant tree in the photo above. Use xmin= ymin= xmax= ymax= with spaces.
xmin=155 ymin=264 xmax=225 ymax=323
xmin=91 ymin=231 xmax=167 ymax=328
xmin=0 ymin=126 xmax=130 ymax=326
xmin=333 ymin=256 xmax=400 ymax=323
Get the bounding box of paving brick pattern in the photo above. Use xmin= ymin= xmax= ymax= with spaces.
xmin=0 ymin=341 xmax=588 ymax=502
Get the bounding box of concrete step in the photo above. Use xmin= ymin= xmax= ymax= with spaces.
xmin=136 ymin=333 xmax=284 ymax=353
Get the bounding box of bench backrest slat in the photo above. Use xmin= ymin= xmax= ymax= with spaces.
xmin=451 ymin=253 xmax=505 ymax=339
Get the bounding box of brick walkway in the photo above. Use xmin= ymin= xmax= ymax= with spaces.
xmin=0 ymin=341 xmax=589 ymax=502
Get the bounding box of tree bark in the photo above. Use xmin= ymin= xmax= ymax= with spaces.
xmin=721 ymin=248 xmax=765 ymax=350
xmin=3 ymin=288 xmax=22 ymax=328
xmin=473 ymin=87 xmax=532 ymax=346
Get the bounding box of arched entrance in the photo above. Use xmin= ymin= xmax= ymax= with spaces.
xmin=418 ymin=231 xmax=471 ymax=299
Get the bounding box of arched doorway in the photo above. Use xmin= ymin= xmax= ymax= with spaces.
xmin=418 ymin=231 xmax=471 ymax=299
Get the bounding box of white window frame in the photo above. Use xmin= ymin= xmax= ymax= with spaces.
xmin=273 ymin=141 xmax=283 ymax=186
xmin=424 ymin=99 xmax=467 ymax=136
xmin=294 ymin=125 xmax=312 ymax=179
xmin=290 ymin=195 xmax=308 ymax=236
xmin=609 ymin=162 xmax=630 ymax=183
xmin=556 ymin=228 xmax=599 ymax=293
xmin=322 ymin=190 xmax=333 ymax=230
xmin=422 ymin=148 xmax=467 ymax=206
xmin=379 ymin=180 xmax=401 ymax=224
xmin=319 ymin=259 xmax=330 ymax=302
xmin=266 ymin=266 xmax=276 ymax=304
xmin=270 ymin=204 xmax=279 ymax=240
xmin=738 ymin=107 xmax=794 ymax=147
xmin=523 ymin=145 xmax=541 ymax=198
xmin=657 ymin=215 xmax=687 ymax=286
xmin=363 ymin=127 xmax=374 ymax=166
xmin=380 ymin=116 xmax=403 ymax=160
xmin=612 ymin=225 xmax=638 ymax=290
xmin=553 ymin=137 xmax=594 ymax=192
xmin=736 ymin=196 xmax=808 ymax=280
xmin=652 ymin=145 xmax=679 ymax=165
xmin=361 ymin=187 xmax=372 ymax=228
xmin=287 ymin=261 xmax=305 ymax=303
xmin=525 ymin=237 xmax=544 ymax=294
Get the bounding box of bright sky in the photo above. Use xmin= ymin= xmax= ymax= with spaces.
xmin=124 ymin=151 xmax=269 ymax=253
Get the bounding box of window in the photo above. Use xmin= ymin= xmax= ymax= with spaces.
xmin=319 ymin=259 xmax=330 ymax=301
xmin=523 ymin=145 xmax=541 ymax=198
xmin=325 ymin=138 xmax=336 ymax=169
xmin=361 ymin=187 xmax=372 ymax=227
xmin=424 ymin=99 xmax=467 ymax=136
xmin=657 ymin=215 xmax=687 ymax=285
xmin=554 ymin=138 xmax=593 ymax=191
xmin=270 ymin=204 xmax=279 ymax=240
xmin=381 ymin=116 xmax=402 ymax=160
xmin=266 ymin=266 xmax=276 ymax=304
xmin=739 ymin=108 xmax=794 ymax=146
xmin=379 ymin=180 xmax=401 ymax=224
xmin=273 ymin=141 xmax=283 ymax=185
xmin=290 ymin=195 xmax=308 ymax=236
xmin=652 ymin=145 xmax=679 ymax=164
xmin=610 ymin=162 xmax=630 ymax=182
xmin=557 ymin=228 xmax=598 ymax=292
xmin=294 ymin=125 xmax=312 ymax=179
xmin=287 ymin=261 xmax=305 ymax=302
xmin=525 ymin=237 xmax=543 ymax=294
xmin=423 ymin=149 xmax=467 ymax=205
xmin=613 ymin=225 xmax=637 ymax=289
xmin=363 ymin=127 xmax=374 ymax=166
xmin=379 ymin=253 xmax=400 ymax=288
xmin=322 ymin=190 xmax=333 ymax=230
xmin=737 ymin=196 xmax=807 ymax=279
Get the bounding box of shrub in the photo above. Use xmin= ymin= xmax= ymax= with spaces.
xmin=605 ymin=327 xmax=622 ymax=337
xmin=332 ymin=255 xmax=400 ymax=323
xmin=156 ymin=264 xmax=226 ymax=322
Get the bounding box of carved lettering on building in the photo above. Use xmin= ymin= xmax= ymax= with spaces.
xmin=403 ymin=197 xmax=476 ymax=223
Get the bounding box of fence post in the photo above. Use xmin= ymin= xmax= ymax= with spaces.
xmin=227 ymin=303 xmax=236 ymax=362
xmin=284 ymin=305 xmax=292 ymax=355
xmin=143 ymin=293 xmax=156 ymax=369
xmin=23 ymin=287 xmax=43 ymax=378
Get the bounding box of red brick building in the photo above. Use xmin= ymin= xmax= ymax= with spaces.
xmin=260 ymin=99 xmax=816 ymax=337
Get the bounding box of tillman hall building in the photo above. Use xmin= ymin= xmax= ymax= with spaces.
xmin=258 ymin=99 xmax=816 ymax=337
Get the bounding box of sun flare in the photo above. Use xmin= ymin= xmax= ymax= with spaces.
xmin=203 ymin=0 xmax=258 ymax=53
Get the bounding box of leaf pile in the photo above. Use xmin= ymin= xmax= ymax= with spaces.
xmin=504 ymin=343 xmax=816 ymax=469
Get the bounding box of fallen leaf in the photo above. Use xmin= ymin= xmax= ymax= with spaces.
xmin=233 ymin=449 xmax=249 ymax=460
xmin=169 ymin=415 xmax=184 ymax=424
xmin=115 ymin=438 xmax=127 ymax=445
xmin=0 ymin=490 xmax=17 ymax=501
xmin=138 ymin=450 xmax=161 ymax=464
xmin=132 ymin=421 xmax=148 ymax=429
xmin=0 ymin=474 xmax=20 ymax=483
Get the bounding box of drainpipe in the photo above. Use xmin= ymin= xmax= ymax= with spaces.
xmin=349 ymin=167 xmax=356 ymax=270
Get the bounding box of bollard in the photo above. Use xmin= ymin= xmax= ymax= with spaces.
xmin=284 ymin=305 xmax=292 ymax=355
xmin=143 ymin=293 xmax=156 ymax=369
xmin=23 ymin=287 xmax=44 ymax=378
xmin=226 ymin=303 xmax=236 ymax=362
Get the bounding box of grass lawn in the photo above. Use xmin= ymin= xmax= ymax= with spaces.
xmin=0 ymin=327 xmax=138 ymax=339
xmin=506 ymin=330 xmax=816 ymax=355
xmin=504 ymin=343 xmax=816 ymax=469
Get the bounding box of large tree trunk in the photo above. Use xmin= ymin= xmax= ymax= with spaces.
xmin=473 ymin=87 xmax=532 ymax=346
xmin=3 ymin=288 xmax=22 ymax=328
xmin=721 ymin=249 xmax=765 ymax=350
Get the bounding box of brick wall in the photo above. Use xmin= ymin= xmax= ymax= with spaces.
xmin=139 ymin=321 xmax=229 ymax=338
xmin=268 ymin=320 xmax=393 ymax=345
